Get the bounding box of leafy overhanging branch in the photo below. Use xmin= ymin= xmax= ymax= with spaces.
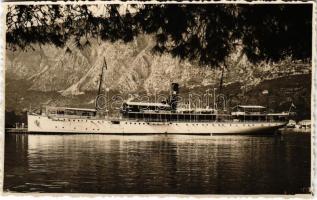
xmin=6 ymin=4 xmax=312 ymax=66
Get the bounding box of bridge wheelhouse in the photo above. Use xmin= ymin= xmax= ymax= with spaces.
xmin=45 ymin=106 xmax=97 ymax=118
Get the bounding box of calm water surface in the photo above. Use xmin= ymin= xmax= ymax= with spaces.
xmin=4 ymin=133 xmax=310 ymax=194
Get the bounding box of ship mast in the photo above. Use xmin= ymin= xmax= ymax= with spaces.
xmin=97 ymin=57 xmax=107 ymax=97
xmin=95 ymin=58 xmax=108 ymax=113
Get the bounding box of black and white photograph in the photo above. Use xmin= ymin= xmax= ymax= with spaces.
xmin=2 ymin=1 xmax=314 ymax=196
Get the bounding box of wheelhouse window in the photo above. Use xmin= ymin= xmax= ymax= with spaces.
xmin=56 ymin=110 xmax=65 ymax=115
xmin=46 ymin=107 xmax=97 ymax=118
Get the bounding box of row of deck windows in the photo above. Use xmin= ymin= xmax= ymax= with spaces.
xmin=55 ymin=126 xmax=100 ymax=131
xmin=122 ymin=122 xmax=270 ymax=127
xmin=49 ymin=116 xmax=285 ymax=124
xmin=55 ymin=122 xmax=272 ymax=127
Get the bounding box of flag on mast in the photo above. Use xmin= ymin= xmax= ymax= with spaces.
xmin=291 ymin=102 xmax=296 ymax=108
xmin=288 ymin=102 xmax=296 ymax=114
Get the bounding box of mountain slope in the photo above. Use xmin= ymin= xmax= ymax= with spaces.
xmin=5 ymin=34 xmax=312 ymax=125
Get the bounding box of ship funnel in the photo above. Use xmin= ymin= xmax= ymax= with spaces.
xmin=170 ymin=83 xmax=179 ymax=111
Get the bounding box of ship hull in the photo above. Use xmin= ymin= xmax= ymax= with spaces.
xmin=27 ymin=114 xmax=286 ymax=135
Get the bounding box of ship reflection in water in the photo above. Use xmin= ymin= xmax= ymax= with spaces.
xmin=4 ymin=133 xmax=310 ymax=194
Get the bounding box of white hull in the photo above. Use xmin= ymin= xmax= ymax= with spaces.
xmin=28 ymin=114 xmax=286 ymax=135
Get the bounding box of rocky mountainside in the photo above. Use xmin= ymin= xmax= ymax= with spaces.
xmin=6 ymin=35 xmax=216 ymax=95
xmin=6 ymin=34 xmax=310 ymax=95
xmin=5 ymin=34 xmax=311 ymax=126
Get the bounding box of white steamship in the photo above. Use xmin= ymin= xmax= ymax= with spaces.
xmin=27 ymin=61 xmax=289 ymax=135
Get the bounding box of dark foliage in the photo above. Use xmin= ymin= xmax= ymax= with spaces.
xmin=239 ymin=4 xmax=312 ymax=63
xmin=6 ymin=4 xmax=312 ymax=66
xmin=5 ymin=110 xmax=27 ymax=128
